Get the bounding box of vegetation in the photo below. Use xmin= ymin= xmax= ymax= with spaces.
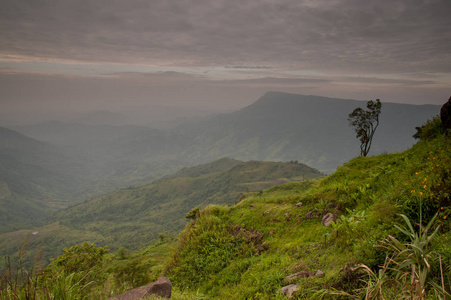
xmin=1 ymin=116 xmax=449 ymax=299
xmin=162 ymin=119 xmax=450 ymax=298
xmin=1 ymin=241 xmax=171 ymax=299
xmin=1 ymin=158 xmax=321 ymax=269
xmin=348 ymin=99 xmax=382 ymax=157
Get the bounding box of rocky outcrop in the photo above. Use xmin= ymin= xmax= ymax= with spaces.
xmin=441 ymin=96 xmax=451 ymax=136
xmin=109 ymin=277 xmax=172 ymax=300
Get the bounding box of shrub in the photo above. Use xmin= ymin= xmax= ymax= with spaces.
xmin=413 ymin=115 xmax=444 ymax=141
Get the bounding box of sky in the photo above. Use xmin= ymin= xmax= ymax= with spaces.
xmin=1 ymin=0 xmax=450 ymax=125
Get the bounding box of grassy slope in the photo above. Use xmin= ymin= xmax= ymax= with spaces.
xmin=0 ymin=158 xmax=321 ymax=266
xmin=163 ymin=136 xmax=451 ymax=299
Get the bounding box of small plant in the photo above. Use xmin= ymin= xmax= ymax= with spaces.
xmin=359 ymin=213 xmax=449 ymax=299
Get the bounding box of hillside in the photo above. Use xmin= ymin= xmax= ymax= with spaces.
xmin=0 ymin=158 xmax=321 ymax=264
xmin=161 ymin=131 xmax=451 ymax=298
xmin=2 ymin=120 xmax=450 ymax=299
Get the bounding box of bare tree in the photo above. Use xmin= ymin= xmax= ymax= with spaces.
xmin=348 ymin=99 xmax=382 ymax=157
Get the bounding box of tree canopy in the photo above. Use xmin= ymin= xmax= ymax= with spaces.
xmin=348 ymin=99 xmax=382 ymax=157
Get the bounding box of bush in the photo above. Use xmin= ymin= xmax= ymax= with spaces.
xmin=413 ymin=115 xmax=444 ymax=141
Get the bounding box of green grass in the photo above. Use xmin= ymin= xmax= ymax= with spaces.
xmin=163 ymin=135 xmax=451 ymax=298
xmin=2 ymin=132 xmax=450 ymax=299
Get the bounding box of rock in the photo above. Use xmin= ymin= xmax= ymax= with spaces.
xmin=280 ymin=284 xmax=301 ymax=298
xmin=441 ymin=96 xmax=451 ymax=136
xmin=109 ymin=277 xmax=172 ymax=300
xmin=321 ymin=213 xmax=337 ymax=226
xmin=313 ymin=270 xmax=325 ymax=277
xmin=295 ymin=202 xmax=303 ymax=207
xmin=305 ymin=210 xmax=314 ymax=220
xmin=250 ymin=204 xmax=254 ymax=209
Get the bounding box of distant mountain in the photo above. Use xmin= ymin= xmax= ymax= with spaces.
xmin=12 ymin=92 xmax=440 ymax=177
xmin=174 ymin=92 xmax=440 ymax=173
xmin=1 ymin=158 xmax=322 ymax=262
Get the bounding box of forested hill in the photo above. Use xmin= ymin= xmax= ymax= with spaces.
xmin=0 ymin=127 xmax=90 ymax=233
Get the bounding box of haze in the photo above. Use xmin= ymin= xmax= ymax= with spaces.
xmin=1 ymin=0 xmax=450 ymax=125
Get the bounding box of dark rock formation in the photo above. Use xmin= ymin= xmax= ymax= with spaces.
xmin=109 ymin=277 xmax=172 ymax=300
xmin=441 ymin=97 xmax=451 ymax=136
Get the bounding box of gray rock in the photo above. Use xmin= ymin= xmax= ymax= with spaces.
xmin=321 ymin=213 xmax=337 ymax=226
xmin=281 ymin=284 xmax=301 ymax=298
xmin=109 ymin=277 xmax=172 ymax=300
xmin=313 ymin=270 xmax=325 ymax=277
xmin=295 ymin=202 xmax=303 ymax=207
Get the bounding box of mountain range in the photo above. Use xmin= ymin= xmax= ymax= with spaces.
xmin=2 ymin=92 xmax=440 ymax=233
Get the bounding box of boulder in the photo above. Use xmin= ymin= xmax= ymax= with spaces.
xmin=109 ymin=277 xmax=172 ymax=300
xmin=321 ymin=213 xmax=337 ymax=226
xmin=280 ymin=284 xmax=301 ymax=298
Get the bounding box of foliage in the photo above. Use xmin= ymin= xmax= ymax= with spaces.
xmin=348 ymin=99 xmax=382 ymax=157
xmin=1 ymin=241 xmax=171 ymax=299
xmin=359 ymin=213 xmax=450 ymax=299
xmin=1 ymin=159 xmax=322 ymax=270
xmin=185 ymin=207 xmax=200 ymax=220
xmin=413 ymin=115 xmax=445 ymax=141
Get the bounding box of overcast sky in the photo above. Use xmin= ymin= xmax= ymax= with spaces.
xmin=1 ymin=0 xmax=450 ymax=124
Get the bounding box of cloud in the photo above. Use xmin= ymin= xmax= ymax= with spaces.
xmin=0 ymin=0 xmax=450 ymax=117
xmin=1 ymin=0 xmax=450 ymax=75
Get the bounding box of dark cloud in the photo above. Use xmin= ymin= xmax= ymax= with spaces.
xmin=1 ymin=0 xmax=450 ymax=74
xmin=0 ymin=0 xmax=450 ymax=117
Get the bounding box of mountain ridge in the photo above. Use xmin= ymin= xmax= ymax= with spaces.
xmin=1 ymin=92 xmax=441 ymax=232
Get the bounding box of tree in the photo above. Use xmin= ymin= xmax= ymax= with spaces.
xmin=348 ymin=99 xmax=382 ymax=157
